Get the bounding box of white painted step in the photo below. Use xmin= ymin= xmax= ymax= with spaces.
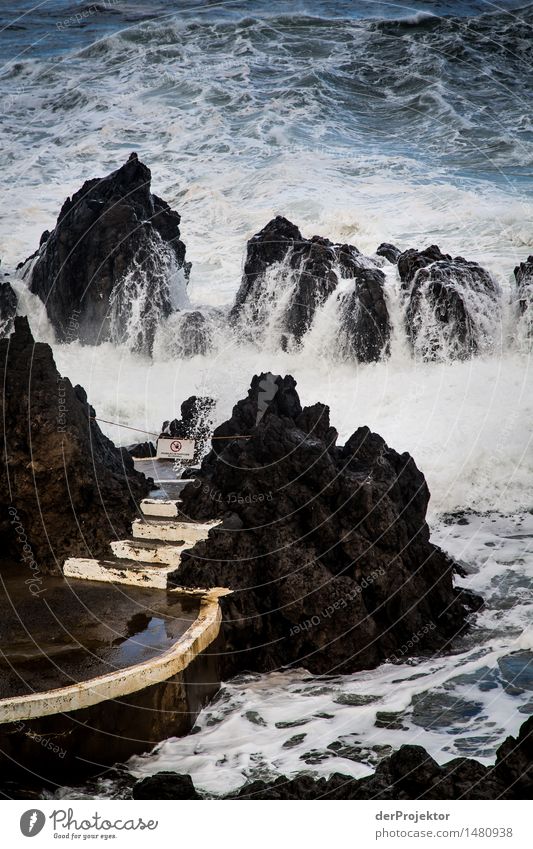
xmin=64 ymin=557 xmax=177 ymax=589
xmin=131 ymin=518 xmax=220 ymax=544
xmin=111 ymin=538 xmax=188 ymax=567
xmin=140 ymin=498 xmax=182 ymax=518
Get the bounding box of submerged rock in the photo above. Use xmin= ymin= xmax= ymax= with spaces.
xmin=20 ymin=153 xmax=190 ymax=354
xmin=398 ymin=245 xmax=500 ymax=360
xmin=173 ymin=373 xmax=481 ymax=676
xmin=132 ymin=714 xmax=532 ymax=800
xmin=0 ymin=280 xmax=17 ymax=337
xmin=0 ymin=317 xmax=150 ymax=572
xmin=231 ymin=216 xmax=390 ymax=362
xmin=514 ymin=255 xmax=533 ymax=339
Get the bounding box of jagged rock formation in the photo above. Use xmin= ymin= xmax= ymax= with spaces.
xmin=514 ymin=255 xmax=533 ymax=339
xmin=398 ymin=245 xmax=500 ymax=360
xmin=173 ymin=373 xmax=481 ymax=676
xmin=132 ymin=713 xmax=532 ymax=800
xmin=0 ymin=317 xmax=150 ymax=572
xmin=174 ymin=311 xmax=212 ymax=357
xmin=0 ymin=280 xmax=17 ymax=337
xmin=161 ymin=395 xmax=215 ymax=463
xmin=20 ymin=153 xmax=190 ymax=353
xmin=376 ymin=242 xmax=401 ymax=263
xmin=231 ymin=216 xmax=390 ymax=362
xmin=127 ymin=441 xmax=156 ymax=458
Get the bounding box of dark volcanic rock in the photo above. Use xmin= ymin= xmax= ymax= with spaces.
xmin=514 ymin=255 xmax=533 ymax=338
xmin=376 ymin=242 xmax=401 ymax=263
xmin=340 ymin=266 xmax=391 ymax=361
xmin=174 ymin=310 xmax=212 ymax=357
xmin=132 ymin=772 xmax=200 ymax=800
xmin=21 ymin=153 xmax=190 ymax=353
xmin=173 ymin=373 xmax=481 ymax=676
xmin=398 ymin=244 xmax=448 ymax=286
xmin=398 ymin=245 xmax=500 ymax=360
xmin=127 ymin=441 xmax=156 ymax=459
xmin=231 ymin=217 xmax=390 ymax=362
xmin=0 ymin=317 xmax=150 ymax=572
xmin=161 ymin=395 xmax=215 ymax=463
xmin=0 ymin=280 xmax=17 ymax=337
xmin=132 ymin=714 xmax=533 ymax=800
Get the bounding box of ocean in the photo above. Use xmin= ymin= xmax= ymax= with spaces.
xmin=1 ymin=0 xmax=532 ymax=795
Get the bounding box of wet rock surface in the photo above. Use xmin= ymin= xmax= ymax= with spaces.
xmin=174 ymin=373 xmax=481 ymax=676
xmin=398 ymin=245 xmax=500 ymax=360
xmin=514 ymin=254 xmax=533 ymax=336
xmin=21 ymin=153 xmax=189 ymax=353
xmin=376 ymin=242 xmax=401 ymax=263
xmin=0 ymin=567 xmax=199 ymax=697
xmin=0 ymin=317 xmax=150 ymax=572
xmin=0 ymin=280 xmax=17 ymax=337
xmin=127 ymin=440 xmax=156 ymax=458
xmin=132 ymin=714 xmax=532 ymax=800
xmin=231 ymin=216 xmax=390 ymax=362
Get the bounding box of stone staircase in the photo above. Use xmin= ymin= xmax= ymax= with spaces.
xmin=64 ymin=497 xmax=220 ymax=589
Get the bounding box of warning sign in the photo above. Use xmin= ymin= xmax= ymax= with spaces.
xmin=156 ymin=437 xmax=196 ymax=460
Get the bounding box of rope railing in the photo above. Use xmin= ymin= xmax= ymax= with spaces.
xmin=89 ymin=416 xmax=251 ymax=441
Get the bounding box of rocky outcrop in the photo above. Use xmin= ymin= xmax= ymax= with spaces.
xmin=231 ymin=216 xmax=302 ymax=323
xmin=20 ymin=153 xmax=190 ymax=353
xmin=398 ymin=245 xmax=500 ymax=360
xmin=0 ymin=317 xmax=150 ymax=572
xmin=376 ymin=242 xmax=400 ymax=263
xmin=0 ymin=280 xmax=17 ymax=337
xmin=231 ymin=217 xmax=390 ymax=362
xmin=514 ymin=255 xmax=533 ymax=338
xmin=398 ymin=244 xmax=447 ymax=286
xmin=127 ymin=441 xmax=156 ymax=458
xmin=132 ymin=714 xmax=532 ymax=800
xmin=161 ymin=395 xmax=215 ymax=463
xmin=340 ymin=266 xmax=391 ymax=361
xmin=173 ymin=373 xmax=481 ymax=676
xmin=174 ymin=311 xmax=212 ymax=357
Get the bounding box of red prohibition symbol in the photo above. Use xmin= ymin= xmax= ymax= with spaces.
xmin=170 ymin=440 xmax=182 ymax=453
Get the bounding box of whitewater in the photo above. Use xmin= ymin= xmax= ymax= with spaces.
xmin=0 ymin=0 xmax=532 ymax=794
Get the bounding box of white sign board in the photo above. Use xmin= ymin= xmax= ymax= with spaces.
xmin=156 ymin=437 xmax=196 ymax=461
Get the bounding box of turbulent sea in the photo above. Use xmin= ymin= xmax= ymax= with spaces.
xmin=1 ymin=0 xmax=532 ymax=795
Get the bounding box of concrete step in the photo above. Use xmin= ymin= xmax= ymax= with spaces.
xmin=64 ymin=557 xmax=177 ymax=589
xmin=131 ymin=518 xmax=220 ymax=544
xmin=111 ymin=538 xmax=188 ymax=567
xmin=140 ymin=498 xmax=182 ymax=518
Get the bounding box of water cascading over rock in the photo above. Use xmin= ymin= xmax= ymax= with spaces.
xmin=0 ymin=317 xmax=150 ymax=572
xmin=174 ymin=373 xmax=481 ymax=676
xmin=0 ymin=279 xmax=17 ymax=337
xmin=514 ymin=254 xmax=533 ymax=342
xmin=398 ymin=245 xmax=501 ymax=360
xmin=19 ymin=153 xmax=190 ymax=354
xmin=230 ymin=216 xmax=391 ymax=362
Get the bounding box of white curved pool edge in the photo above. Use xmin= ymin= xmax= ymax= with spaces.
xmin=0 ymin=587 xmax=230 ymax=725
